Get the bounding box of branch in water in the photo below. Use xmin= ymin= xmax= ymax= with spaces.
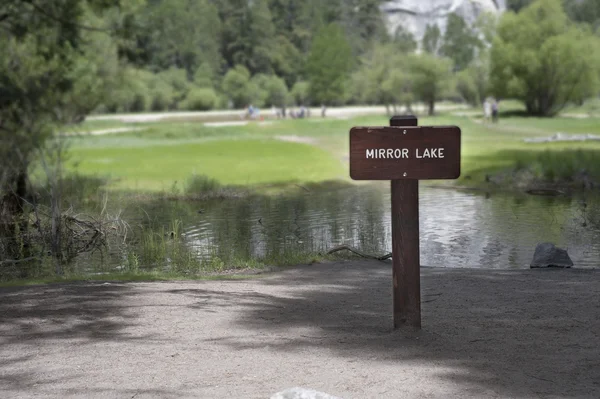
xmin=326 ymin=245 xmax=391 ymax=261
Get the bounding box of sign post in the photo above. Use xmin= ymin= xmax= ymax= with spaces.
xmin=349 ymin=115 xmax=461 ymax=329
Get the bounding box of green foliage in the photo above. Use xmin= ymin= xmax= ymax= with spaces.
xmin=180 ymin=88 xmax=218 ymax=111
xmin=352 ymin=43 xmax=413 ymax=111
xmin=455 ymin=52 xmax=490 ymax=106
xmin=291 ymin=81 xmax=310 ymax=105
xmin=251 ymin=74 xmax=290 ymax=107
xmin=193 ymin=63 xmax=216 ymax=89
xmin=422 ymin=24 xmax=442 ymax=54
xmin=440 ymin=13 xmax=482 ymax=71
xmin=157 ymin=67 xmax=191 ymax=106
xmin=306 ymin=23 xmax=353 ymax=105
xmin=392 ymin=26 xmax=418 ymax=53
xmin=143 ymin=73 xmax=176 ymax=111
xmin=142 ymin=0 xmax=222 ymax=77
xmin=218 ymin=0 xmax=278 ymax=74
xmin=506 ymin=0 xmax=533 ymax=13
xmin=222 ymin=65 xmax=253 ymax=108
xmin=185 ymin=174 xmax=222 ymax=196
xmin=565 ymin=0 xmax=600 ymax=29
xmin=409 ymin=53 xmax=454 ymax=115
xmin=102 ymin=67 xmax=151 ymax=112
xmin=490 ymin=0 xmax=600 ymax=116
xmin=0 ymin=0 xmax=124 ymax=193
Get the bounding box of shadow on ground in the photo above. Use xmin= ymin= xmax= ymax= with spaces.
xmin=0 ymin=282 xmax=152 ymax=345
xmin=1 ymin=262 xmax=598 ymax=398
xmin=168 ymin=261 xmax=600 ymax=398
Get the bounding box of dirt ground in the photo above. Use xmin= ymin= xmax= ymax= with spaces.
xmin=1 ymin=261 xmax=598 ymax=399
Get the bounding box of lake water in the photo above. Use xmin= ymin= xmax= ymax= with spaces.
xmin=129 ymin=183 xmax=600 ymax=269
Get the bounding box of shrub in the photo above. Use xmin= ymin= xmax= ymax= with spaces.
xmin=291 ymin=81 xmax=310 ymax=105
xmin=185 ymin=174 xmax=221 ymax=195
xmin=180 ymin=88 xmax=218 ymax=111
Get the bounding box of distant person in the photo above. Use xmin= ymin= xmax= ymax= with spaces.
xmin=298 ymin=105 xmax=306 ymax=119
xmin=321 ymin=104 xmax=326 ymax=118
xmin=245 ymin=104 xmax=255 ymax=120
xmin=272 ymin=105 xmax=282 ymax=119
xmin=483 ymin=98 xmax=491 ymax=123
xmin=492 ymin=99 xmax=499 ymax=123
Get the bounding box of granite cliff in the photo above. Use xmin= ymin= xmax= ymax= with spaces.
xmin=381 ymin=0 xmax=506 ymax=45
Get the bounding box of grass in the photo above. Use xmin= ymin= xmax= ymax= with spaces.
xmin=58 ymin=106 xmax=600 ymax=194
xmin=68 ymin=138 xmax=346 ymax=191
xmin=0 ymin=252 xmax=351 ymax=287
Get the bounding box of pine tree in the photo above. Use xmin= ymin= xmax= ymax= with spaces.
xmin=306 ymin=23 xmax=353 ymax=111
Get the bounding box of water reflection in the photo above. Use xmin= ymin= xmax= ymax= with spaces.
xmin=122 ymin=184 xmax=600 ymax=269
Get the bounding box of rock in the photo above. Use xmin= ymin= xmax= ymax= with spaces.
xmin=270 ymin=387 xmax=343 ymax=399
xmin=380 ymin=0 xmax=506 ymax=46
xmin=530 ymin=242 xmax=573 ymax=268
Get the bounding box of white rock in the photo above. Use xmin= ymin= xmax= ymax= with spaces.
xmin=270 ymin=387 xmax=343 ymax=399
xmin=380 ymin=0 xmax=506 ymax=46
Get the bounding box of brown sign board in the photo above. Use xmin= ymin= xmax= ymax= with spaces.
xmin=349 ymin=125 xmax=461 ymax=180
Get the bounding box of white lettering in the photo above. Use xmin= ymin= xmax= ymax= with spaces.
xmin=416 ymin=148 xmax=445 ymax=158
xmin=363 ymin=148 xmax=415 ymax=159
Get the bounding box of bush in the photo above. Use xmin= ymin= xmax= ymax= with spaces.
xmin=185 ymin=174 xmax=221 ymax=195
xmin=180 ymin=88 xmax=218 ymax=111
xmin=222 ymin=65 xmax=252 ymax=108
xmin=101 ymin=68 xmax=152 ymax=113
xmin=291 ymin=81 xmax=310 ymax=105
xmin=157 ymin=67 xmax=191 ymax=108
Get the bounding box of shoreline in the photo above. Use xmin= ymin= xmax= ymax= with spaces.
xmin=2 ymin=258 xmax=597 ymax=289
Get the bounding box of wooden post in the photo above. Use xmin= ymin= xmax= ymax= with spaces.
xmin=349 ymin=117 xmax=460 ymax=329
xmin=389 ymin=115 xmax=421 ymax=329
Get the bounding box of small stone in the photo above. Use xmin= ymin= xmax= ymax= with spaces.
xmin=270 ymin=387 xmax=343 ymax=399
xmin=530 ymin=242 xmax=573 ymax=268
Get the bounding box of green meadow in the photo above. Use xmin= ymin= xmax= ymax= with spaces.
xmin=62 ymin=107 xmax=600 ymax=195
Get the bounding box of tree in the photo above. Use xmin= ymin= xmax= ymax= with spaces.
xmin=218 ymin=0 xmax=278 ymax=74
xmin=221 ymin=65 xmax=254 ymax=108
xmin=409 ymin=53 xmax=454 ymax=115
xmin=306 ymin=23 xmax=353 ymax=112
xmin=422 ymin=24 xmax=441 ymax=54
xmin=291 ymin=81 xmax=310 ymax=105
xmin=440 ymin=13 xmax=481 ymax=71
xmin=456 ymin=57 xmax=490 ymax=107
xmin=0 ymin=0 xmax=126 ymax=266
xmin=392 ymin=25 xmax=417 ymax=53
xmin=490 ymin=0 xmax=600 ymax=116
xmin=352 ymin=43 xmax=413 ymax=114
xmin=341 ymin=0 xmax=389 ymax=57
xmin=143 ymin=0 xmax=222 ymax=78
xmin=565 ymin=0 xmax=600 ymax=29
xmin=506 ymin=0 xmax=533 ymax=13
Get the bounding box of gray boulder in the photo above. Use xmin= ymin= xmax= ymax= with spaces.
xmin=530 ymin=242 xmax=573 ymax=268
xmin=270 ymin=387 xmax=343 ymax=399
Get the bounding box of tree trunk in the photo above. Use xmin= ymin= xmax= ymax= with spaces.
xmin=428 ymin=99 xmax=435 ymax=116
xmin=0 ymin=170 xmax=30 ymax=263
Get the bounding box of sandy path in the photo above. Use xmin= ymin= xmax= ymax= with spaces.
xmin=1 ymin=261 xmax=598 ymax=399
xmin=85 ymin=104 xmax=469 ymax=123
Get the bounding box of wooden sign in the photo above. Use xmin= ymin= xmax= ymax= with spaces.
xmin=348 ymin=116 xmax=462 ymax=330
xmin=349 ymin=126 xmax=461 ymax=180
